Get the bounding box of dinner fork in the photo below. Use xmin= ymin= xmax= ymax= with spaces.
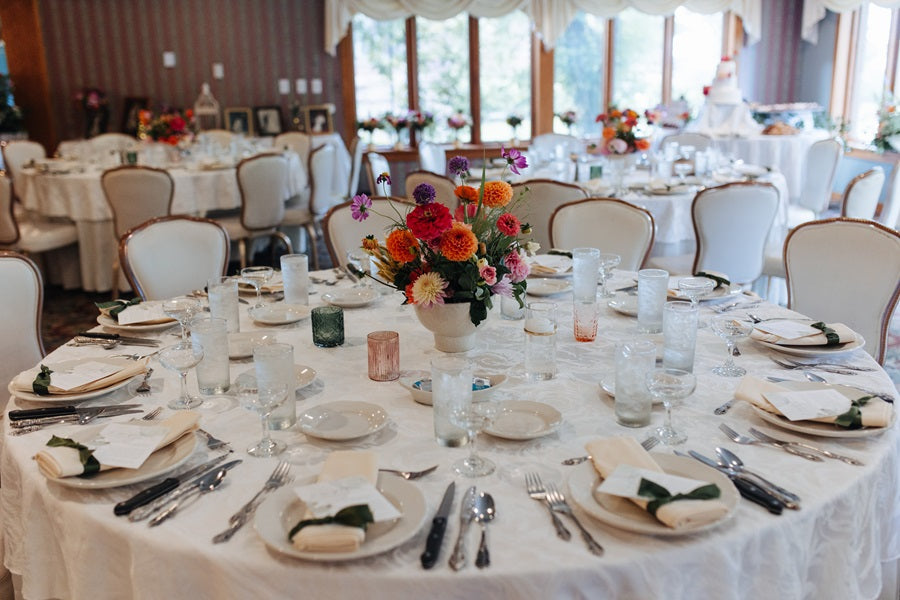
xmin=198 ymin=428 xmax=231 ymax=451
xmin=769 ymin=357 xmax=858 ymax=375
xmin=718 ymin=423 xmax=822 ymax=461
xmin=778 ymin=357 xmax=874 ymax=372
xmin=212 ymin=461 xmax=291 ymax=543
xmin=525 ymin=472 xmax=571 ymax=540
xmin=544 ymin=483 xmax=604 ymax=557
xmin=378 ymin=465 xmax=438 ymax=480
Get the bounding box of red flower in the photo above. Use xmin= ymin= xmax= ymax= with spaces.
xmin=406 ymin=202 xmax=452 ymax=240
xmin=454 ymin=202 xmax=478 ymax=221
xmin=496 ymin=213 xmax=520 ymax=236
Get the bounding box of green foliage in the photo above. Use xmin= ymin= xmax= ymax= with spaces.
xmin=0 ymin=74 xmax=24 ymax=133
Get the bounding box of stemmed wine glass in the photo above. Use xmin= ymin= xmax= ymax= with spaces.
xmin=597 ymin=253 xmax=621 ymax=298
xmin=237 ymin=376 xmax=288 ymax=457
xmin=241 ymin=266 xmax=274 ymax=306
xmin=710 ymin=317 xmax=753 ymax=377
xmin=678 ymin=276 xmax=716 ymax=328
xmin=162 ymin=297 xmax=202 ymax=341
xmin=645 ymin=367 xmax=696 ymax=445
xmin=158 ymin=342 xmax=204 ymax=410
xmin=346 ymin=251 xmax=371 ymax=288
xmin=450 ymin=399 xmax=499 ymax=477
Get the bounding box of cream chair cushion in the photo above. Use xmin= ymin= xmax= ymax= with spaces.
xmin=878 ymin=167 xmax=900 ymax=229
xmin=841 ymin=167 xmax=885 ymax=220
xmin=323 ymin=197 xmax=410 ymax=269
xmin=405 ymin=170 xmax=458 ymax=212
xmin=549 ymin=198 xmax=655 ymax=271
xmin=0 ymin=175 xmax=78 ymax=254
xmin=0 ymin=251 xmax=44 ymax=406
xmin=274 ymin=132 xmax=312 ymax=164
xmin=785 ymin=218 xmax=900 ymax=364
xmin=511 ymin=179 xmax=588 ymax=254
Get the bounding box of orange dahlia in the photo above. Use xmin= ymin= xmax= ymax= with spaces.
xmin=455 ymin=185 xmax=479 ymax=202
xmin=361 ymin=235 xmax=379 ymax=251
xmin=635 ymin=138 xmax=651 ymax=151
xmin=440 ymin=222 xmax=478 ymax=261
xmin=385 ymin=229 xmax=418 ymax=263
xmin=602 ymin=126 xmax=615 ymax=139
xmin=481 ymin=181 xmax=513 ymax=208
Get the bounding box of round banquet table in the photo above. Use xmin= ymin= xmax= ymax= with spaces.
xmin=2 ymin=272 xmax=899 ymax=600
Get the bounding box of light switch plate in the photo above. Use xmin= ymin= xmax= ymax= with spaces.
xmin=212 ymin=63 xmax=224 ymax=79
xmin=295 ymin=78 xmax=307 ymax=94
xmin=278 ymin=78 xmax=290 ymax=94
xmin=163 ymin=51 xmax=176 ymax=68
xmin=311 ymin=78 xmax=323 ymax=94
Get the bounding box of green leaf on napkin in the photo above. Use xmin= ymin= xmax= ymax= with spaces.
xmin=833 ymin=395 xmax=875 ymax=429
xmin=95 ymin=297 xmax=141 ymax=320
xmin=288 ymin=504 xmax=374 ymax=540
xmin=547 ymin=249 xmax=573 ymax=259
xmin=810 ymin=322 xmax=840 ymax=346
xmin=46 ymin=435 xmax=101 ymax=476
xmin=638 ymin=478 xmax=721 ymax=517
xmin=693 ymin=271 xmax=730 ymax=289
xmin=32 ymin=364 xmax=53 ymax=396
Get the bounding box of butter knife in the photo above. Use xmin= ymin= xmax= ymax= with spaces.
xmin=448 ymin=485 xmax=476 ymax=571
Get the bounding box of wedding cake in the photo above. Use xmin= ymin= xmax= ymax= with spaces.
xmin=706 ymin=58 xmax=743 ymax=105
xmin=687 ymin=56 xmax=760 ymax=137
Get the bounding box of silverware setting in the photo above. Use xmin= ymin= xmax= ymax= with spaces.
xmin=213 ymin=461 xmax=291 ymax=543
xmin=562 ymin=436 xmax=658 ymax=466
xmin=150 ymin=468 xmax=229 ymax=527
xmin=777 ymin=357 xmax=875 ymax=372
xmin=378 ymin=465 xmax=438 ymax=480
xmin=719 ymin=423 xmax=822 ymax=461
xmin=711 ymin=299 xmax=761 ymax=313
xmin=747 ymin=427 xmax=864 ymax=465
xmin=714 ymin=447 xmax=801 ymax=508
xmin=525 ymin=473 xmax=571 ymax=540
xmin=544 ymin=483 xmax=604 ymax=556
xmin=713 ymin=398 xmax=735 ymax=415
xmin=129 ymin=459 xmax=243 ymax=522
xmin=770 ymin=357 xmax=862 ymax=376
xmin=198 ymin=428 xmax=231 ymax=452
xmin=449 ymin=486 xmax=478 ymax=570
xmin=134 ymin=369 xmax=154 ymax=395
xmin=474 ymin=492 xmax=495 ymax=568
xmin=687 ymin=449 xmax=798 ymax=510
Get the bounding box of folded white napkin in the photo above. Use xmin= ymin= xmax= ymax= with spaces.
xmin=12 ymin=358 xmax=147 ymax=396
xmin=291 ymin=450 xmax=377 ymax=553
xmin=586 ymin=437 xmax=730 ymax=529
xmin=527 ymin=254 xmax=572 ymax=276
xmin=750 ymin=322 xmax=856 ymax=346
xmin=735 ymin=376 xmax=892 ymax=427
xmin=34 ymin=411 xmax=200 ymax=478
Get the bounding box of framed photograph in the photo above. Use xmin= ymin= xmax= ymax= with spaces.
xmin=224 ymin=107 xmax=254 ymax=136
xmin=253 ymin=106 xmax=284 ymax=136
xmin=304 ymin=104 xmax=334 ymax=135
xmin=121 ymin=97 xmax=149 ymax=136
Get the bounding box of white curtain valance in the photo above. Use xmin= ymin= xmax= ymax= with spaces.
xmin=324 ymin=0 xmax=762 ymax=55
xmin=802 ymin=0 xmax=900 ymax=44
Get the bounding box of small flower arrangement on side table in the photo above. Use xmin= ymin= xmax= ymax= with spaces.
xmin=356 ymin=117 xmax=383 ymax=150
xmin=447 ymin=112 xmax=470 ymax=147
xmin=874 ymin=100 xmax=900 ymax=153
xmin=138 ymin=108 xmax=196 ymax=145
xmin=384 ymin=113 xmax=410 ymax=149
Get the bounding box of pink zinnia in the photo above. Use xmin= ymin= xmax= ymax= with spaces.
xmin=504 ymin=250 xmax=530 ymax=283
xmin=479 ymin=265 xmax=497 ymax=286
xmin=496 ymin=213 xmax=520 ymax=236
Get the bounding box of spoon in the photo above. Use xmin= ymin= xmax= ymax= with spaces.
xmin=149 ymin=469 xmax=227 ymax=526
xmin=714 ymin=447 xmax=801 ymax=508
xmin=474 ymin=492 xmax=495 ymax=568
xmin=803 ymin=371 xmax=827 ymax=383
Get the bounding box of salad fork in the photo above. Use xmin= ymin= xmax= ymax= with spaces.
xmin=718 ymin=423 xmax=822 ymax=461
xmin=525 ymin=472 xmax=571 ymax=540
xmin=544 ymin=483 xmax=604 ymax=556
xmin=213 ymin=461 xmax=291 ymax=543
xmin=198 ymin=428 xmax=231 ymax=451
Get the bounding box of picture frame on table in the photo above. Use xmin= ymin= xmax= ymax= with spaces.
xmin=121 ymin=97 xmax=149 ymax=137
xmin=224 ymin=107 xmax=254 ymax=136
xmin=304 ymin=105 xmax=334 ymax=135
xmin=253 ymin=106 xmax=284 ymax=136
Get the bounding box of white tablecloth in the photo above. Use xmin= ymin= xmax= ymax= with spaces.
xmin=17 ymin=153 xmax=306 ymax=292
xmin=2 ymin=274 xmax=898 ymax=599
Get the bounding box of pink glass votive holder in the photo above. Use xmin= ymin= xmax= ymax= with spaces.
xmin=367 ymin=331 xmax=400 ymax=381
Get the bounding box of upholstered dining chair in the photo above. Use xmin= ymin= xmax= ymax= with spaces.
xmin=201 ymin=129 xmax=234 ymax=149
xmin=347 ymin=136 xmax=365 ymax=198
xmin=0 ymin=251 xmax=45 ymax=409
xmin=323 ymin=196 xmax=411 ymax=269
xmin=511 ymin=179 xmax=589 ymax=254
xmin=878 ymin=166 xmax=900 ymax=229
xmin=274 ymin=132 xmax=312 ymax=164
xmin=784 ymin=218 xmax=900 ymax=364
xmin=649 ymin=182 xmax=780 ymax=285
xmin=549 ymin=198 xmax=655 ymax=271
xmin=101 ymin=166 xmax=174 ymax=296
xmin=660 ymin=132 xmax=713 ymax=152
xmin=0 ymin=174 xmax=79 ymax=260
xmin=418 ymin=141 xmax=446 ymax=175
xmin=841 ymin=167 xmax=885 ymax=220
xmin=1 ymin=140 xmax=45 ymax=201
xmin=530 ymin=133 xmax=583 ymax=158
xmin=89 ymin=133 xmax=136 ymax=155
xmin=215 ymin=153 xmax=293 ymax=269
xmin=405 ymin=170 xmax=458 ymax=212
xmin=119 ymin=215 xmax=230 ymax=300
xmin=786 ymin=138 xmax=842 ymax=228
xmin=365 ymin=153 xmax=392 ymax=196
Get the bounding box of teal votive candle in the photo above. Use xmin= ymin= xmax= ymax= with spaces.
xmin=311 ymin=306 xmax=344 ymax=347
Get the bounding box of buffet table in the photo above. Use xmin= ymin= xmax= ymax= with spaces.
xmin=2 ymin=273 xmax=898 ymax=599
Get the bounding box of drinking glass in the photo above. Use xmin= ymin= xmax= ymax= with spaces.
xmin=240 ymin=266 xmax=274 ymax=306
xmin=367 ymin=331 xmax=400 ymax=381
xmin=572 ymin=247 xmax=600 ymax=301
xmin=573 ymin=299 xmax=599 ymax=342
xmin=614 ymin=340 xmax=657 ymax=427
xmin=280 ymin=254 xmax=309 ymax=305
xmin=253 ymin=343 xmax=296 ymax=430
xmin=637 ymin=269 xmax=669 ymax=334
xmin=162 ymin=297 xmax=201 ymax=341
xmin=158 ymin=342 xmax=204 ymax=410
xmin=311 ymin=306 xmax=344 ymax=347
xmin=500 ymin=295 xmax=525 ymax=320
xmin=238 ymin=379 xmax=288 ymax=457
xmin=678 ymin=276 xmax=716 ymax=328
xmin=597 ymin=253 xmax=621 ymax=298
xmin=431 ymin=356 xmax=471 ymax=448
xmin=450 ymin=398 xmax=498 ymax=477
xmin=207 ymin=276 xmax=240 ymax=333
xmin=662 ymin=301 xmax=699 ymax=372
xmin=710 ymin=317 xmax=753 ymax=377
xmin=646 ymin=367 xmax=696 ymax=445
xmin=673 ymin=162 xmax=692 ymax=183
xmin=524 ymin=302 xmax=557 ymax=381
xmin=346 ymin=251 xmax=371 ymax=288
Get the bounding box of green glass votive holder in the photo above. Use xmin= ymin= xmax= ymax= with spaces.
xmin=311 ymin=306 xmax=344 ymax=347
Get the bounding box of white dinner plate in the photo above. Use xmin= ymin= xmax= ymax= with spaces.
xmin=228 ymin=332 xmax=277 ymax=359
xmin=527 ymin=278 xmax=572 ymax=297
xmin=8 ymin=358 xmax=143 ymax=404
xmin=754 ymin=333 xmax=866 ymax=358
xmin=607 ymin=295 xmax=638 ymax=317
xmin=598 ymin=376 xmax=662 ymax=405
xmin=299 ymin=401 xmax=388 ymax=441
xmin=248 ymin=304 xmax=311 ymax=325
xmin=484 ymin=400 xmax=562 ymax=440
xmin=97 ymin=314 xmax=177 ymax=333
xmin=527 ymin=255 xmax=573 ymax=278
xmin=321 ymin=288 xmax=379 ymax=308
xmin=254 ymin=474 xmax=427 ymax=562
xmin=45 ymin=429 xmax=198 ymax=489
xmin=566 ymin=456 xmax=738 ymax=537
xmin=398 ymin=373 xmax=506 ymax=406
xmin=750 ymin=381 xmax=893 ymax=438
xmin=235 ymin=364 xmax=317 ymax=391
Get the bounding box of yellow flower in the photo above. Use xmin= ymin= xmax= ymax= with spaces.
xmin=481 ymin=181 xmax=513 ymax=208
xmin=361 ymin=235 xmax=379 ymax=251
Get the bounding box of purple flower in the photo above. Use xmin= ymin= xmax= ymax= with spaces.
xmin=448 ymin=156 xmax=470 ymax=177
xmin=375 ymin=172 xmax=391 ymax=186
xmin=490 ymin=275 xmax=513 ymax=297
xmin=350 ymin=193 xmax=372 ymax=221
xmin=412 ymin=183 xmax=436 ymax=205
xmin=501 ymin=146 xmax=528 ymax=175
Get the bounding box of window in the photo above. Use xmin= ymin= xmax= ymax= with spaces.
xmin=479 ymin=12 xmax=531 ymax=141
xmin=612 ymin=9 xmax=665 ymax=110
xmin=553 ymin=12 xmax=606 ymax=136
xmin=671 ymin=8 xmax=724 ymax=110
xmin=352 ymin=15 xmax=408 ymax=146
xmin=848 ymin=4 xmax=895 ymax=143
xmin=417 ymin=14 xmax=470 ymax=142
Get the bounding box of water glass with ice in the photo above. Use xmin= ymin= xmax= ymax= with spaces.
xmin=253 ymin=342 xmax=296 ymax=430
xmin=662 ymin=301 xmax=699 ymax=372
xmin=637 ymin=269 xmax=669 ymax=333
xmin=572 ymin=247 xmax=600 ymax=301
xmin=280 ymin=254 xmax=309 ymax=305
xmin=525 ymin=302 xmax=558 ymax=380
xmin=431 ymin=356 xmax=471 ymax=448
xmin=614 ymin=340 xmax=657 ymax=427
xmin=207 ymin=276 xmax=240 ymax=333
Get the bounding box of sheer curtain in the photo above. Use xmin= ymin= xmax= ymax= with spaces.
xmin=802 ymin=0 xmax=900 ymax=43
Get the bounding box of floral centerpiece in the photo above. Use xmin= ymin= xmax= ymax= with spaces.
xmin=447 ymin=112 xmax=469 ymax=146
xmin=356 ymin=116 xmax=383 ymax=148
xmin=556 ymin=110 xmax=577 ymax=133
xmin=384 ymin=113 xmax=410 ymax=148
xmin=593 ymin=108 xmax=650 ymax=155
xmin=409 ymin=110 xmax=434 ymax=132
xmin=74 ymin=87 xmax=109 ymax=138
xmin=873 ymin=100 xmax=900 ymax=153
xmin=137 ymin=108 xmax=196 ymax=145
xmin=506 ymin=114 xmax=523 ymax=140
xmin=350 ymin=150 xmax=535 ymax=349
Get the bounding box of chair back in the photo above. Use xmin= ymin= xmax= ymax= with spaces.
xmin=841 ymin=167 xmax=885 ymax=220
xmin=101 ymin=166 xmax=174 ymax=238
xmin=365 ymin=153 xmax=392 ymax=196
xmin=323 ymin=196 xmax=411 ymax=268
xmin=309 ymin=144 xmax=341 ymax=217
xmin=692 ymin=182 xmax=780 ymax=284
xmin=1 ymin=140 xmax=46 ymax=187
xmin=0 ymin=175 xmax=19 ymax=245
xmin=661 ymin=132 xmax=713 ymax=151
xmin=274 ymin=132 xmax=312 ymax=164
xmin=405 ymin=170 xmax=458 ymax=212
xmin=119 ymin=216 xmax=230 ymax=300
xmin=417 ymin=141 xmax=446 ymax=175
xmin=347 ymin=136 xmax=365 ymax=198
xmin=549 ymin=198 xmax=655 ymax=271
xmin=785 ymin=218 xmax=900 ymax=363
xmin=511 ymin=179 xmax=588 ymax=253
xmin=237 ymin=153 xmax=288 ymax=230
xmin=878 ymin=166 xmax=900 ymax=229
xmin=0 ymin=251 xmax=45 ymax=399
xmin=90 ymin=133 xmax=135 ymax=155
xmin=530 ymin=134 xmax=583 ymax=158
xmin=797 ymin=139 xmax=842 ymax=214
xmin=201 ymin=129 xmax=234 ymax=149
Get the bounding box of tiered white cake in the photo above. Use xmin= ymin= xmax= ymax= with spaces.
xmin=687 ymin=57 xmax=760 ymax=137
xmin=706 ymin=58 xmax=743 ymax=105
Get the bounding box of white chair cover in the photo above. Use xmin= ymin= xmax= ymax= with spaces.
xmin=404 ymin=170 xmax=458 ymax=212
xmin=365 ymin=153 xmax=392 ymax=196
xmin=0 ymin=175 xmax=78 ymax=254
xmin=323 ymin=197 xmax=410 ymax=269
xmin=347 ymin=136 xmax=365 ymax=198
xmin=101 ymin=166 xmax=174 ymax=238
xmin=119 ymin=216 xmax=230 ymax=300
xmin=511 ymin=179 xmax=588 ymax=254
xmin=417 ymin=141 xmax=446 ymax=175
xmin=308 ymin=145 xmax=342 ymax=217
xmin=785 ymin=218 xmax=900 ymax=364
xmin=661 ymin=132 xmax=713 ymax=151
xmin=793 ymin=138 xmax=842 ymax=217
xmin=549 ymin=198 xmax=655 ymax=271
xmin=878 ymin=167 xmax=900 ymax=229
xmin=236 ymin=154 xmax=288 ymax=230
xmin=841 ymin=167 xmax=885 ymax=221
xmin=0 ymin=251 xmax=44 ymax=406
xmin=1 ymin=140 xmax=46 ymax=194
xmin=200 ymin=129 xmax=234 ymax=149
xmin=274 ymin=132 xmax=312 ymax=165
xmin=89 ymin=133 xmax=136 ymax=155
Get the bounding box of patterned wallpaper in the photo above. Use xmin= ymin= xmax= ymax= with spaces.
xmin=740 ymin=0 xmax=804 ymax=105
xmin=38 ymin=0 xmax=343 ymax=143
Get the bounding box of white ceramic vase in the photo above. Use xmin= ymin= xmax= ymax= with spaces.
xmin=413 ymin=302 xmax=478 ymax=353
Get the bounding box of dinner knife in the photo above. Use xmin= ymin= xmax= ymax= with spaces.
xmin=77 ymin=332 xmax=161 ymax=346
xmin=114 ymin=454 xmax=229 ymax=516
xmin=448 ymin=485 xmax=477 ymax=571
xmin=128 ymin=459 xmax=243 ymax=522
xmin=9 ymin=404 xmax=142 ymax=421
xmin=420 ymin=481 xmax=455 ymax=569
xmin=682 ymin=450 xmax=786 ymax=514
xmin=10 ymin=409 xmax=144 ymax=429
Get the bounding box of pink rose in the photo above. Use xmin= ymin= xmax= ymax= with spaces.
xmin=479 ymin=265 xmax=497 ymax=286
xmin=607 ymin=138 xmax=628 ymax=154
